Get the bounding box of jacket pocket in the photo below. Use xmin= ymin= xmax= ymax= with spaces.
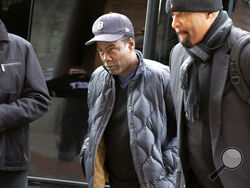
xmin=4 ymin=125 xmax=27 ymax=163
xmin=1 ymin=61 xmax=22 ymax=72
xmin=175 ymin=165 xmax=186 ymax=188
xmin=175 ymin=168 xmax=181 ymax=188
xmin=0 ymin=91 xmax=18 ymax=104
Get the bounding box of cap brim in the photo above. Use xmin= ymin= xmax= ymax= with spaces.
xmin=85 ymin=34 xmax=124 ymax=45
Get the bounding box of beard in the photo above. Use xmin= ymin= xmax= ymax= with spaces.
xmin=177 ymin=31 xmax=193 ymax=48
xmin=179 ymin=36 xmax=193 ymax=48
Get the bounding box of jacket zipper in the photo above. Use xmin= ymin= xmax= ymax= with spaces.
xmin=24 ymin=153 xmax=29 ymax=162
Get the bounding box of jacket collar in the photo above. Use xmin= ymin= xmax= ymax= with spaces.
xmin=0 ymin=20 xmax=9 ymax=42
xmin=130 ymin=50 xmax=145 ymax=81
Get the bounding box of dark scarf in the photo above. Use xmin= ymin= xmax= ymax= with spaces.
xmin=180 ymin=11 xmax=233 ymax=123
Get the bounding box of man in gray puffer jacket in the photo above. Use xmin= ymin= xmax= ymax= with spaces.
xmin=80 ymin=12 xmax=178 ymax=188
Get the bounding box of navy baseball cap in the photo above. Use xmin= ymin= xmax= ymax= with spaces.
xmin=85 ymin=12 xmax=135 ymax=45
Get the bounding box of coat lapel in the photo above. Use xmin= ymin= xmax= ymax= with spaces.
xmin=209 ymin=50 xmax=230 ymax=155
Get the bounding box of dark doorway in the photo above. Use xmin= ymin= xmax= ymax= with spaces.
xmin=0 ymin=0 xmax=32 ymax=40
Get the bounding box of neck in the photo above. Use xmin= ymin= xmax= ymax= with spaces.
xmin=119 ymin=51 xmax=138 ymax=77
xmin=128 ymin=51 xmax=139 ymax=73
xmin=131 ymin=50 xmax=139 ymax=66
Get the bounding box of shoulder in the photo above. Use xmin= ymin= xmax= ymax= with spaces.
xmin=143 ymin=58 xmax=170 ymax=77
xmin=238 ymin=34 xmax=250 ymax=86
xmin=227 ymin=26 xmax=250 ymax=63
xmin=239 ymin=39 xmax=250 ymax=69
xmin=171 ymin=43 xmax=185 ymax=57
xmin=226 ymin=26 xmax=250 ymax=49
xmin=90 ymin=65 xmax=107 ymax=79
xmin=169 ymin=43 xmax=187 ymax=66
xmin=7 ymin=33 xmax=33 ymax=55
xmin=2 ymin=33 xmax=37 ymax=62
xmin=169 ymin=43 xmax=187 ymax=74
xmin=228 ymin=26 xmax=250 ymax=86
xmin=144 ymin=58 xmax=169 ymax=73
xmin=8 ymin=33 xmax=31 ymax=46
xmin=89 ymin=65 xmax=109 ymax=87
xmin=142 ymin=59 xmax=170 ymax=85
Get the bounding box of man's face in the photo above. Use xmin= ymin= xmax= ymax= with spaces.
xmin=97 ymin=38 xmax=135 ymax=76
xmin=171 ymin=12 xmax=211 ymax=48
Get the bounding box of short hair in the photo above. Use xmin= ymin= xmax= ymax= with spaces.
xmin=121 ymin=35 xmax=134 ymax=43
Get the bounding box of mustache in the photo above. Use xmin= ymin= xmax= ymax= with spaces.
xmin=177 ymin=30 xmax=189 ymax=35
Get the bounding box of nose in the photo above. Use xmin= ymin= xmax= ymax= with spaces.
xmin=171 ymin=15 xmax=179 ymax=30
xmin=103 ymin=52 xmax=112 ymax=62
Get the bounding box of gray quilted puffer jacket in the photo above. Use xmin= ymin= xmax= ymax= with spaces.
xmin=80 ymin=51 xmax=178 ymax=188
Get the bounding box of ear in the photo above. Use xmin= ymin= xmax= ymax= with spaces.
xmin=205 ymin=12 xmax=212 ymax=20
xmin=207 ymin=11 xmax=219 ymax=21
xmin=128 ymin=38 xmax=135 ymax=50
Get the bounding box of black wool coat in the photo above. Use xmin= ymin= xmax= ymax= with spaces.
xmin=169 ymin=26 xmax=250 ymax=188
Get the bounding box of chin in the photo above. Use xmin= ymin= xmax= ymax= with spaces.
xmin=179 ymin=36 xmax=193 ymax=48
xmin=181 ymin=40 xmax=193 ymax=48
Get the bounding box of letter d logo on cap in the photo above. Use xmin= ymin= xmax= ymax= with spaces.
xmin=97 ymin=21 xmax=104 ymax=31
xmin=170 ymin=0 xmax=173 ymax=8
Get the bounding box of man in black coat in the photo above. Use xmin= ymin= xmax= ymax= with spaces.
xmin=0 ymin=20 xmax=50 ymax=188
xmin=166 ymin=0 xmax=250 ymax=187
